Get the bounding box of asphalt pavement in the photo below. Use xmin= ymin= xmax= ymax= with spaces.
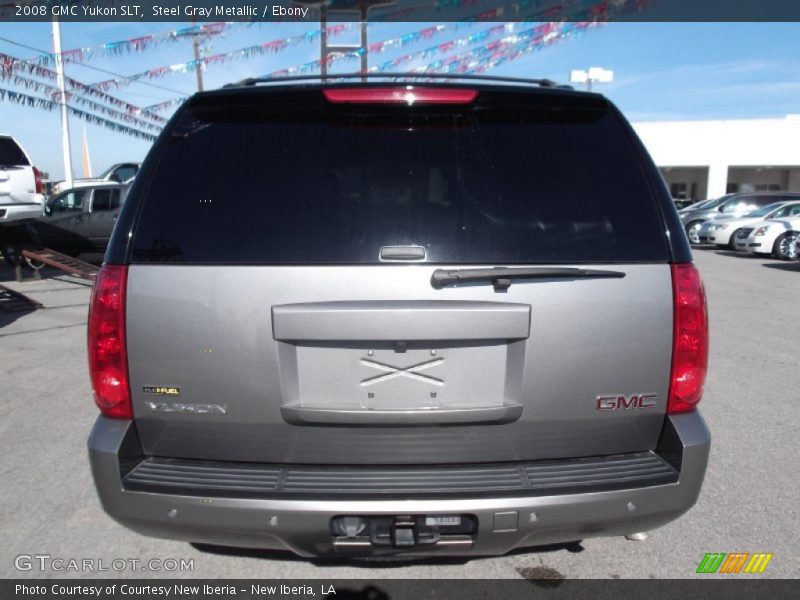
xmin=1 ymin=249 xmax=798 ymax=580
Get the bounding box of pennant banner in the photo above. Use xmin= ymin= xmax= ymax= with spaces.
xmin=3 ymin=71 xmax=164 ymax=131
xmin=83 ymin=5 xmax=539 ymax=92
xmin=86 ymin=24 xmax=352 ymax=92
xmin=34 ymin=22 xmax=237 ymax=67
xmin=468 ymin=23 xmax=595 ymax=73
xmin=143 ymin=97 xmax=186 ymax=116
xmin=367 ymin=23 xmax=514 ymax=73
xmin=0 ymin=51 xmax=166 ymax=123
xmin=0 ymin=87 xmax=158 ymax=142
xmin=419 ymin=21 xmax=595 ymax=74
xmin=265 ymin=0 xmax=614 ymax=77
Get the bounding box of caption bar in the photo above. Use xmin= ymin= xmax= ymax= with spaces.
xmin=3 ymin=0 xmax=800 ymax=23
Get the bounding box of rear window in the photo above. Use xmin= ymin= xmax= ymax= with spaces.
xmin=131 ymin=93 xmax=668 ymax=264
xmin=0 ymin=137 xmax=29 ymax=166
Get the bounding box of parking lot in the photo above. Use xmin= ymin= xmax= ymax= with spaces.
xmin=1 ymin=249 xmax=798 ymax=580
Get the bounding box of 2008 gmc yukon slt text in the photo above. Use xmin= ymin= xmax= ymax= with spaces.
xmin=87 ymin=75 xmax=710 ymax=558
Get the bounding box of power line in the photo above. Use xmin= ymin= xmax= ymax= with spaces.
xmin=65 ymin=59 xmax=190 ymax=96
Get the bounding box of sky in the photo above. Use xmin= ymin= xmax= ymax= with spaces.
xmin=0 ymin=21 xmax=798 ymax=180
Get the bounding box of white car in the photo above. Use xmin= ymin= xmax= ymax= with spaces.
xmin=0 ymin=134 xmax=45 ymax=224
xmin=700 ymin=200 xmax=800 ymax=249
xmin=743 ymin=215 xmax=800 ymax=260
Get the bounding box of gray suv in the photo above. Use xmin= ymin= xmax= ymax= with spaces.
xmin=87 ymin=75 xmax=710 ymax=558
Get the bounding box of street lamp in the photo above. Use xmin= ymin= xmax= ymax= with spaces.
xmin=570 ymin=67 xmax=614 ymax=92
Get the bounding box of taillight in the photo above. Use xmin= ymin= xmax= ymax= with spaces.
xmin=323 ymin=87 xmax=478 ymax=105
xmin=87 ymin=265 xmax=131 ymax=418
xmin=32 ymin=166 xmax=44 ymax=194
xmin=668 ymin=263 xmax=709 ymax=414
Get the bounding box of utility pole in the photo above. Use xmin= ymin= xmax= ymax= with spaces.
xmin=191 ymin=18 xmax=204 ymax=91
xmin=310 ymin=0 xmax=394 ymax=78
xmin=52 ymin=20 xmax=73 ymax=188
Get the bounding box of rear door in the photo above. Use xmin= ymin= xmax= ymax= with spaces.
xmin=123 ymin=87 xmax=675 ymax=465
xmin=87 ymin=187 xmax=123 ymax=247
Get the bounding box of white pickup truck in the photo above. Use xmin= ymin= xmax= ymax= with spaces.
xmin=52 ymin=162 xmax=139 ymax=194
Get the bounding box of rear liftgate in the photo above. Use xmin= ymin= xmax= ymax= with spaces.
xmin=273 ymin=300 xmax=530 ymax=553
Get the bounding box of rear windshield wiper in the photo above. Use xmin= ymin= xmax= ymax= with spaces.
xmin=431 ymin=267 xmax=626 ymax=290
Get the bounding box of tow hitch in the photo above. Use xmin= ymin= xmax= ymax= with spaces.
xmin=391 ymin=516 xmax=418 ymax=548
xmin=331 ymin=515 xmax=476 ymax=552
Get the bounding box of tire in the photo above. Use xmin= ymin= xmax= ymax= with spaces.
xmin=685 ymin=221 xmax=704 ymax=245
xmin=773 ymin=232 xmax=799 ymax=261
xmin=728 ymin=229 xmax=742 ymax=250
xmin=3 ymin=245 xmax=21 ymax=267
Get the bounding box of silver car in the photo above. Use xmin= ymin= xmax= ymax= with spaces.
xmin=87 ymin=75 xmax=710 ymax=558
xmin=680 ymin=192 xmax=795 ymax=245
xmin=699 ymin=199 xmax=800 ymax=249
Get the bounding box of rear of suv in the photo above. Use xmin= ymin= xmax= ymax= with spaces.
xmin=0 ymin=134 xmax=45 ymax=224
xmin=87 ymin=76 xmax=710 ymax=558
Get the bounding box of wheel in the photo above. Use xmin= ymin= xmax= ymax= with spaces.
xmin=773 ymin=232 xmax=799 ymax=261
xmin=685 ymin=221 xmax=704 ymax=245
xmin=728 ymin=229 xmax=742 ymax=250
xmin=3 ymin=245 xmax=21 ymax=267
xmin=732 ymin=229 xmax=750 ymax=252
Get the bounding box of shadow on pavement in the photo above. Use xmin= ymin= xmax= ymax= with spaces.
xmin=713 ymin=250 xmax=750 ymax=258
xmin=762 ymin=262 xmax=800 ymax=272
xmin=0 ymin=303 xmax=33 ymax=329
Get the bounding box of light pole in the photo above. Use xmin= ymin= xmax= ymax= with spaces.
xmin=570 ymin=67 xmax=614 ymax=92
xmin=52 ymin=20 xmax=73 ymax=188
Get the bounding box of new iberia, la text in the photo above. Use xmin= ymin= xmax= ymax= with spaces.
xmin=18 ymin=583 xmax=338 ymax=596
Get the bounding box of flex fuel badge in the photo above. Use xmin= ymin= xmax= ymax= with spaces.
xmin=142 ymin=386 xmax=181 ymax=396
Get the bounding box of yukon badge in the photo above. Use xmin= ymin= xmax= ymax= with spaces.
xmin=596 ymin=393 xmax=658 ymax=411
xmin=146 ymin=401 xmax=227 ymax=415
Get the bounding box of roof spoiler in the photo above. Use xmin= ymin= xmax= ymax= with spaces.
xmin=223 ymin=72 xmax=574 ymax=90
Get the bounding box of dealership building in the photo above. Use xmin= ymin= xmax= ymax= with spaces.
xmin=632 ymin=115 xmax=800 ymax=201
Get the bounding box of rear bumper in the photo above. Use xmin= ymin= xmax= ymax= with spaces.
xmin=88 ymin=412 xmax=710 ymax=557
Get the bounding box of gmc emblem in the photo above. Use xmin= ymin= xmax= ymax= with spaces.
xmin=596 ymin=394 xmax=658 ymax=411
